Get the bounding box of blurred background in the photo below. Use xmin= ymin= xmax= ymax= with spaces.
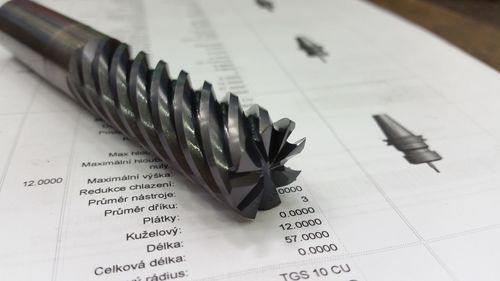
xmin=369 ymin=0 xmax=500 ymax=72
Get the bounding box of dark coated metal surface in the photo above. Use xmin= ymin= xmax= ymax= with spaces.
xmin=0 ymin=0 xmax=305 ymax=219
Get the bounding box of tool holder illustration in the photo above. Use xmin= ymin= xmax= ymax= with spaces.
xmin=373 ymin=114 xmax=442 ymax=172
xmin=296 ymin=36 xmax=328 ymax=62
xmin=0 ymin=0 xmax=305 ymax=218
xmin=256 ymin=0 xmax=274 ymax=12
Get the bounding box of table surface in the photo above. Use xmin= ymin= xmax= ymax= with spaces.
xmin=369 ymin=0 xmax=500 ymax=72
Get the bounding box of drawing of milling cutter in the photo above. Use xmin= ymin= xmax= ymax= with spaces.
xmin=0 ymin=0 xmax=305 ymax=218
xmin=373 ymin=114 xmax=442 ymax=172
xmin=296 ymin=36 xmax=328 ymax=62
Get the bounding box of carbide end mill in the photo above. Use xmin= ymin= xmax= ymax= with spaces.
xmin=373 ymin=114 xmax=442 ymax=173
xmin=0 ymin=0 xmax=305 ymax=219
